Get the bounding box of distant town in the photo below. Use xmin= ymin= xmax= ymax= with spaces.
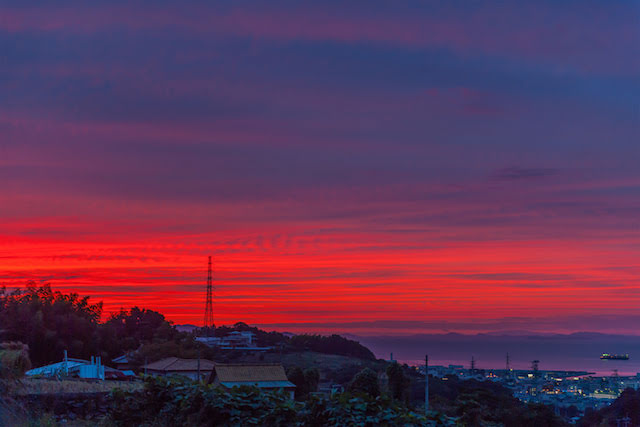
xmin=423 ymin=362 xmax=639 ymax=421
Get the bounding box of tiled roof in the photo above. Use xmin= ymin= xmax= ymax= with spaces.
xmin=145 ymin=357 xmax=215 ymax=372
xmin=212 ymin=364 xmax=291 ymax=383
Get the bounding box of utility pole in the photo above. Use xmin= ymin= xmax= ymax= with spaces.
xmin=425 ymin=354 xmax=429 ymax=414
xmin=197 ymin=347 xmax=201 ymax=382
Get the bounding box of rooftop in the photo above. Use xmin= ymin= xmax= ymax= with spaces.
xmin=145 ymin=357 xmax=215 ymax=372
xmin=210 ymin=363 xmax=294 ymax=388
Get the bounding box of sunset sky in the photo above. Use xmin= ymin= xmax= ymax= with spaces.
xmin=1 ymin=1 xmax=639 ymax=335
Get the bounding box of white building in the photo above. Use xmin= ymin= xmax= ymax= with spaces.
xmin=196 ymin=332 xmax=272 ymax=351
xmin=26 ymin=355 xmax=105 ymax=380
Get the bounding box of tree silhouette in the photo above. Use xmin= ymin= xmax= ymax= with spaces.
xmin=0 ymin=283 xmax=101 ymax=366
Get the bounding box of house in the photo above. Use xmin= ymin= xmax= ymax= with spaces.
xmin=112 ymin=353 xmax=134 ymax=371
xmin=195 ymin=331 xmax=272 ymax=351
xmin=26 ymin=357 xmax=103 ymax=379
xmin=25 ymin=353 xmax=134 ymax=380
xmin=208 ymin=364 xmax=296 ymax=399
xmin=144 ymin=357 xmax=215 ymax=381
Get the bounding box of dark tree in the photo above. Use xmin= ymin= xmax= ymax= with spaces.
xmin=578 ymin=388 xmax=640 ymax=427
xmin=304 ymin=368 xmax=320 ymax=395
xmin=348 ymin=368 xmax=380 ymax=397
xmin=386 ymin=362 xmax=411 ymax=403
xmin=99 ymin=306 xmax=180 ymax=361
xmin=288 ymin=367 xmax=306 ymax=400
xmin=0 ymin=283 xmax=102 ymax=366
xmin=287 ymin=367 xmax=320 ymax=400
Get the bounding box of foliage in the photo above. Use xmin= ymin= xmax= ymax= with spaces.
xmin=386 ymin=362 xmax=410 ymax=404
xmin=0 ymin=342 xmax=33 ymax=427
xmin=578 ymin=388 xmax=640 ymax=427
xmin=427 ymin=375 xmax=567 ymax=427
xmin=299 ymin=392 xmax=427 ymax=427
xmin=0 ymin=342 xmax=31 ymax=381
xmin=100 ymin=307 xmax=179 ymax=357
xmin=0 ymin=283 xmax=102 ymax=366
xmin=287 ymin=367 xmax=319 ymax=400
xmin=107 ymin=376 xmax=426 ymax=426
xmin=453 ymin=388 xmax=565 ymax=426
xmin=303 ymin=368 xmax=320 ymax=396
xmin=0 ymin=284 xmax=203 ymax=369
xmin=289 ymin=334 xmax=375 ymax=361
xmin=348 ymin=368 xmax=380 ymax=398
xmin=324 ymin=362 xmax=370 ymax=386
xmin=99 ymin=306 xmax=208 ymax=369
xmin=109 ymin=377 xmax=297 ymax=426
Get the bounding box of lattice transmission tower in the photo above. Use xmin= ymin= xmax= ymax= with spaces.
xmin=204 ymin=256 xmax=214 ymax=329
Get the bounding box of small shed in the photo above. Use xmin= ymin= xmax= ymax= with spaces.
xmin=208 ymin=364 xmax=296 ymax=399
xmin=144 ymin=357 xmax=215 ymax=381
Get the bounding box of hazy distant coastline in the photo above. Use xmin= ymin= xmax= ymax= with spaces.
xmin=350 ymin=332 xmax=640 ymax=376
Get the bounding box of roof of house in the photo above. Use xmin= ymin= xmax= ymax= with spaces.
xmin=210 ymin=364 xmax=295 ymax=388
xmin=112 ymin=354 xmax=131 ymax=363
xmin=26 ymin=359 xmax=89 ymax=376
xmin=145 ymin=357 xmax=215 ymax=372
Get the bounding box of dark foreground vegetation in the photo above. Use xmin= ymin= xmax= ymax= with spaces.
xmin=1 ymin=283 xmax=637 ymax=426
xmin=578 ymin=388 xmax=640 ymax=427
xmin=428 ymin=375 xmax=565 ymax=426
xmin=107 ymin=376 xmax=427 ymax=426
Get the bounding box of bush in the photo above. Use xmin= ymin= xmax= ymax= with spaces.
xmin=300 ymin=393 xmax=427 ymax=426
xmin=288 ymin=367 xmax=320 ymax=400
xmin=348 ymin=368 xmax=380 ymax=398
xmin=108 ymin=376 xmax=298 ymax=426
xmin=0 ymin=342 xmax=31 ymax=381
xmin=386 ymin=362 xmax=410 ymax=403
xmin=578 ymin=388 xmax=640 ymax=427
xmin=108 ymin=376 xmax=427 ymax=426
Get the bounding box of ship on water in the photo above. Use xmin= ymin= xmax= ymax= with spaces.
xmin=600 ymin=353 xmax=629 ymax=360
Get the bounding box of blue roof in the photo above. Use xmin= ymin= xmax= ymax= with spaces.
xmin=112 ymin=354 xmax=130 ymax=363
xmin=220 ymin=380 xmax=295 ymax=389
xmin=26 ymin=360 xmax=88 ymax=376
